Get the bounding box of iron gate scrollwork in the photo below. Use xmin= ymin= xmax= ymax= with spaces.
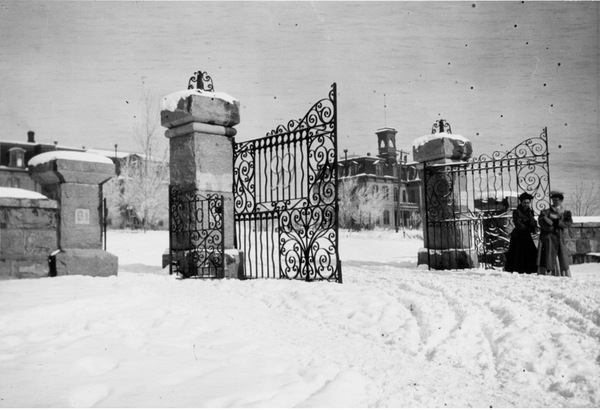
xmin=169 ymin=187 xmax=225 ymax=278
xmin=423 ymin=126 xmax=551 ymax=270
xmin=233 ymin=83 xmax=341 ymax=282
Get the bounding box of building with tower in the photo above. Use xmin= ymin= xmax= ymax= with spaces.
xmin=338 ymin=127 xmax=422 ymax=230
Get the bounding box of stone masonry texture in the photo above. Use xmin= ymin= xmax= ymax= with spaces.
xmin=0 ymin=197 xmax=58 ymax=279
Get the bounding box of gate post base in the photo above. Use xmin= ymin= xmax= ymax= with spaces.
xmin=224 ymin=249 xmax=244 ymax=279
xmin=162 ymin=248 xmax=244 ymax=279
xmin=53 ymin=249 xmax=118 ymax=277
xmin=417 ymin=248 xmax=479 ymax=270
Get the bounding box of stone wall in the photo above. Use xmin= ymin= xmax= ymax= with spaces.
xmin=28 ymin=151 xmax=118 ymax=277
xmin=566 ymin=221 xmax=600 ymax=264
xmin=0 ymin=197 xmax=58 ymax=279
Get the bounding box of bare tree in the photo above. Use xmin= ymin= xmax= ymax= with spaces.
xmin=338 ymin=178 xmax=387 ymax=230
xmin=568 ymin=181 xmax=600 ymax=216
xmin=104 ymin=84 xmax=169 ymax=231
xmin=102 ymin=175 xmax=123 ymax=228
xmin=338 ymin=177 xmax=359 ymax=229
xmin=119 ymin=156 xmax=169 ymax=231
xmin=133 ymin=86 xmax=166 ymax=168
xmin=355 ymin=184 xmax=387 ymax=229
xmin=129 ymin=86 xmax=169 ymax=231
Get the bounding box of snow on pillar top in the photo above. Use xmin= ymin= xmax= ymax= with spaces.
xmin=28 ymin=151 xmax=115 ymax=186
xmin=161 ymin=71 xmax=240 ymax=135
xmin=412 ymin=120 xmax=473 ymax=164
xmin=160 ymin=89 xmax=240 ymax=130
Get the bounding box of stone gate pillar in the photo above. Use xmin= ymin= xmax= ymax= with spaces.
xmin=413 ymin=120 xmax=477 ymax=269
xmin=29 ymin=151 xmax=118 ymax=276
xmin=160 ymin=73 xmax=243 ymax=279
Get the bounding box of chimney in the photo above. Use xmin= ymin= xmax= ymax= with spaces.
xmin=27 ymin=131 xmax=35 ymax=143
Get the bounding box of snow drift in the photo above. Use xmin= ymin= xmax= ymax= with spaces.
xmin=0 ymin=229 xmax=598 ymax=407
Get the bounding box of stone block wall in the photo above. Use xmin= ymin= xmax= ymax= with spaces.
xmin=0 ymin=197 xmax=58 ymax=279
xmin=565 ymin=221 xmax=600 ymax=264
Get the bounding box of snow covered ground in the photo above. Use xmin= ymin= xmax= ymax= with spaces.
xmin=1 ymin=229 xmax=599 ymax=407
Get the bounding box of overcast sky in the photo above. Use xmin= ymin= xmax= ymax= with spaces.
xmin=1 ymin=1 xmax=598 ymax=193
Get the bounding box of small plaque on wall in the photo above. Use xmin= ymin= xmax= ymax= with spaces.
xmin=75 ymin=208 xmax=90 ymax=224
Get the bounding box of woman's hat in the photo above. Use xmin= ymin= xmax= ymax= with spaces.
xmin=550 ymin=190 xmax=564 ymax=200
xmin=519 ymin=192 xmax=533 ymax=202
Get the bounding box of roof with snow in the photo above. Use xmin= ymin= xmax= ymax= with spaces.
xmin=573 ymin=216 xmax=600 ymax=223
xmin=1 ymin=140 xmax=83 ymax=151
xmin=0 ymin=187 xmax=47 ymax=199
xmin=85 ymin=148 xmax=132 ymax=159
xmin=28 ymin=150 xmax=113 ymax=167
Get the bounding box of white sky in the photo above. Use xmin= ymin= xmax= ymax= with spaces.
xmin=1 ymin=1 xmax=598 ymax=194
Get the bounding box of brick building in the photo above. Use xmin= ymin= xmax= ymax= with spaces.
xmin=0 ymin=131 xmax=84 ymax=195
xmin=338 ymin=127 xmax=422 ymax=230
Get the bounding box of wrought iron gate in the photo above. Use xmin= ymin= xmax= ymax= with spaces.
xmin=169 ymin=187 xmax=225 ymax=278
xmin=423 ymin=126 xmax=551 ymax=270
xmin=233 ymin=83 xmax=341 ymax=282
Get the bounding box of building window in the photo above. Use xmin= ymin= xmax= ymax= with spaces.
xmin=383 ymin=210 xmax=390 ymax=225
xmin=382 ymin=186 xmax=389 ymax=200
xmin=403 ymin=191 xmax=407 ymax=203
xmin=7 ymin=177 xmax=20 ymax=188
xmin=375 ymin=162 xmax=383 ymax=176
xmin=9 ymin=148 xmax=26 ymax=168
xmin=394 ymin=187 xmax=399 ymax=202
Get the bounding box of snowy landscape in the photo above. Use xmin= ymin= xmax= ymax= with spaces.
xmin=1 ymin=229 xmax=599 ymax=407
xmin=2 ymin=2 xmax=599 ymax=407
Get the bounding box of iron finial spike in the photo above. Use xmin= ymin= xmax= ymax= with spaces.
xmin=188 ymin=69 xmax=214 ymax=92
xmin=197 ymin=69 xmax=203 ymax=90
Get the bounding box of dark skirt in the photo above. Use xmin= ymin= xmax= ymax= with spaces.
xmin=505 ymin=230 xmax=538 ymax=274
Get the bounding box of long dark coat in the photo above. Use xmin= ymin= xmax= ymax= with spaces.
xmin=504 ymin=205 xmax=538 ymax=273
xmin=537 ymin=207 xmax=572 ymax=275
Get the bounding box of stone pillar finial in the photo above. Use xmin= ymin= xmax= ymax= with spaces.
xmin=29 ymin=151 xmax=118 ymax=276
xmin=432 ymin=119 xmax=452 ymax=135
xmin=188 ymin=70 xmax=214 ymax=92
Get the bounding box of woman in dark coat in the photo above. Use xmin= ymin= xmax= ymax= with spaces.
xmin=504 ymin=192 xmax=538 ymax=273
xmin=537 ymin=190 xmax=573 ymax=277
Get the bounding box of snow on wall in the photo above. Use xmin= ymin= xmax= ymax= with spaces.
xmin=161 ymin=89 xmax=239 ymax=112
xmin=85 ymin=148 xmax=131 ymax=159
xmin=28 ymin=151 xmax=113 ymax=167
xmin=573 ymin=216 xmax=600 ymax=223
xmin=0 ymin=187 xmax=47 ymax=199
xmin=412 ymin=133 xmax=469 ymax=149
xmin=475 ymin=190 xmax=520 ymax=200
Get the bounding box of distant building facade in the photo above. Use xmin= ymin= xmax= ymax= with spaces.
xmin=338 ymin=127 xmax=422 ymax=230
xmin=0 ymin=131 xmax=132 ymax=195
xmin=0 ymin=131 xmax=84 ymax=195
xmin=1 ymin=131 xmax=168 ymax=230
